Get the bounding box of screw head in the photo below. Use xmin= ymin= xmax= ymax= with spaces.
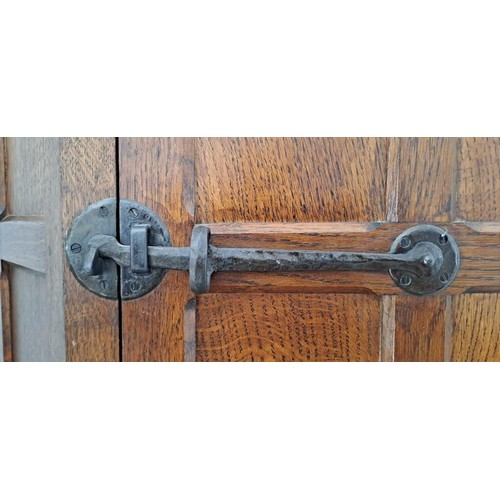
xmin=70 ymin=243 xmax=82 ymax=254
xmin=99 ymin=206 xmax=109 ymax=217
xmin=100 ymin=280 xmax=110 ymax=290
xmin=400 ymin=274 xmax=412 ymax=287
xmin=129 ymin=207 xmax=139 ymax=218
xmin=130 ymin=281 xmax=141 ymax=292
xmin=439 ymin=233 xmax=449 ymax=245
xmin=439 ymin=272 xmax=450 ymax=284
xmin=400 ymin=236 xmax=411 ymax=249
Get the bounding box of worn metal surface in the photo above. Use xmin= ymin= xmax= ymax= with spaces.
xmin=66 ymin=199 xmax=171 ymax=300
xmin=67 ymin=199 xmax=461 ymax=298
xmin=119 ymin=200 xmax=171 ymax=300
xmin=65 ymin=198 xmax=119 ymax=299
xmin=389 ymin=224 xmax=460 ymax=295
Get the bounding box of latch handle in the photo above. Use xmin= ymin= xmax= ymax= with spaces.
xmin=66 ymin=200 xmax=461 ymax=300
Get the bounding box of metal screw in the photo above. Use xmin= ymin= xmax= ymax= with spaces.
xmin=99 ymin=206 xmax=109 ymax=217
xmin=100 ymin=280 xmax=110 ymax=290
xmin=439 ymin=233 xmax=448 ymax=245
xmin=129 ymin=207 xmax=139 ymax=218
xmin=70 ymin=243 xmax=82 ymax=254
xmin=400 ymin=274 xmax=412 ymax=287
xmin=439 ymin=272 xmax=449 ymax=284
xmin=400 ymin=236 xmax=411 ymax=249
xmin=130 ymin=282 xmax=141 ymax=292
xmin=143 ymin=213 xmax=151 ymax=221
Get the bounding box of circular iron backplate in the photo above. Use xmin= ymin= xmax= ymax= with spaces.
xmin=65 ymin=199 xmax=170 ymax=300
xmin=65 ymin=198 xmax=119 ymax=299
xmin=119 ymin=200 xmax=170 ymax=300
xmin=389 ymin=224 xmax=460 ymax=296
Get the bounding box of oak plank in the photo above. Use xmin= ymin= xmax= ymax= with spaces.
xmin=196 ymin=293 xmax=380 ymax=362
xmin=450 ymin=294 xmax=500 ymax=361
xmin=7 ymin=138 xmax=66 ymax=361
xmin=457 ymin=138 xmax=500 ymax=221
xmin=120 ymin=138 xmax=195 ymax=361
xmin=0 ymin=138 xmax=6 ymax=216
xmin=388 ymin=138 xmax=458 ymax=223
xmin=60 ymin=138 xmax=119 ymax=362
xmin=0 ymin=264 xmax=12 ymax=361
xmin=380 ymin=296 xmax=395 ymax=362
xmin=0 ymin=138 xmax=9 ymax=360
xmin=394 ymin=296 xmax=447 ymax=362
xmin=196 ymin=138 xmax=387 ymax=223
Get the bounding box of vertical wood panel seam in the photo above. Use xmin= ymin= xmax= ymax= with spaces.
xmin=380 ymin=139 xmax=397 ymax=362
xmin=444 ymin=295 xmax=453 ymax=362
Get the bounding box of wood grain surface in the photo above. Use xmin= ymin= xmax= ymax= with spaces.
xmin=450 ymin=294 xmax=500 ymax=361
xmin=0 ymin=138 xmax=6 ymax=216
xmin=7 ymin=139 xmax=66 ymax=361
xmin=196 ymin=293 xmax=380 ymax=361
xmin=196 ymin=138 xmax=387 ymax=223
xmin=60 ymin=138 xmax=119 ymax=361
xmin=394 ymin=296 xmax=447 ymax=362
xmin=388 ymin=138 xmax=457 ymax=223
xmin=120 ymin=138 xmax=195 ymax=361
xmin=0 ymin=138 xmax=10 ymax=360
xmin=457 ymin=138 xmax=500 ymax=221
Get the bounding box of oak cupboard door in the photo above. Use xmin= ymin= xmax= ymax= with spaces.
xmin=118 ymin=138 xmax=500 ymax=362
xmin=2 ymin=138 xmax=499 ymax=361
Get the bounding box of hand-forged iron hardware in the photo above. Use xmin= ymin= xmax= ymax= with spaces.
xmin=66 ymin=199 xmax=461 ymax=300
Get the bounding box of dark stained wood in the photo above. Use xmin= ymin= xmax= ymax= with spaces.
xmin=450 ymin=294 xmax=500 ymax=361
xmin=457 ymin=138 xmax=500 ymax=221
xmin=196 ymin=293 xmax=380 ymax=362
xmin=60 ymin=138 xmax=119 ymax=362
xmin=394 ymin=296 xmax=447 ymax=362
xmin=120 ymin=138 xmax=195 ymax=361
xmin=0 ymin=138 xmax=7 ymax=216
xmin=388 ymin=138 xmax=458 ymax=223
xmin=0 ymin=264 xmax=12 ymax=361
xmin=0 ymin=138 xmax=9 ymax=361
xmin=196 ymin=138 xmax=387 ymax=223
xmin=205 ymin=222 xmax=500 ymax=295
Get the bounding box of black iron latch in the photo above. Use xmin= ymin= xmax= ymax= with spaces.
xmin=66 ymin=199 xmax=461 ymax=300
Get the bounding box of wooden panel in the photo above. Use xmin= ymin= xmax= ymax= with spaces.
xmin=450 ymin=294 xmax=500 ymax=361
xmin=0 ymin=264 xmax=12 ymax=361
xmin=196 ymin=138 xmax=387 ymax=223
xmin=380 ymin=296 xmax=395 ymax=362
xmin=394 ymin=297 xmax=446 ymax=362
xmin=0 ymin=217 xmax=46 ymax=272
xmin=205 ymin=222 xmax=500 ymax=295
xmin=60 ymin=138 xmax=119 ymax=362
xmin=0 ymin=138 xmax=9 ymax=361
xmin=388 ymin=138 xmax=457 ymax=223
xmin=458 ymin=138 xmax=500 ymax=221
xmin=196 ymin=293 xmax=380 ymax=362
xmin=120 ymin=138 xmax=195 ymax=361
xmin=7 ymin=138 xmax=66 ymax=361
xmin=0 ymin=138 xmax=6 ymax=216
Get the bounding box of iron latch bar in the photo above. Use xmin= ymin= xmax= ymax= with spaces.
xmin=66 ymin=199 xmax=461 ymax=299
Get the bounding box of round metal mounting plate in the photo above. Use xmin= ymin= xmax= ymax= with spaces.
xmin=119 ymin=200 xmax=170 ymax=300
xmin=65 ymin=198 xmax=170 ymax=300
xmin=389 ymin=224 xmax=460 ymax=296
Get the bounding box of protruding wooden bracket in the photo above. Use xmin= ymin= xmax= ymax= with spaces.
xmin=0 ymin=217 xmax=47 ymax=274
